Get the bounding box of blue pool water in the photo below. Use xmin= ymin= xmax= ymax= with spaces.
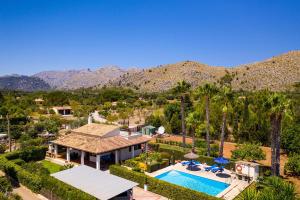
xmin=155 ymin=170 xmax=229 ymax=196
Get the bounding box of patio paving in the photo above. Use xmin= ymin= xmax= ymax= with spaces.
xmin=133 ymin=187 xmax=167 ymax=200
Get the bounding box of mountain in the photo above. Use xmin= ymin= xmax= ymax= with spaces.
xmin=2 ymin=51 xmax=299 ymax=92
xmin=33 ymin=66 xmax=140 ymax=90
xmin=0 ymin=75 xmax=51 ymax=91
xmin=107 ymin=51 xmax=300 ymax=92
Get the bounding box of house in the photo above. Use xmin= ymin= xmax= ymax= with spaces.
xmin=34 ymin=98 xmax=44 ymax=105
xmin=52 ymin=165 xmax=138 ymax=200
xmin=50 ymin=122 xmax=151 ymax=170
xmin=52 ymin=106 xmax=72 ymax=116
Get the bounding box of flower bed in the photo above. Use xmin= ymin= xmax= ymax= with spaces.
xmin=124 ymin=152 xmax=170 ymax=172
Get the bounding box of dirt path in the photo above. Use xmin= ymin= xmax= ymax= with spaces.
xmin=13 ymin=185 xmax=41 ymax=200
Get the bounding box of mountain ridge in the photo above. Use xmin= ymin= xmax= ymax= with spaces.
xmin=106 ymin=51 xmax=300 ymax=92
xmin=1 ymin=51 xmax=299 ymax=92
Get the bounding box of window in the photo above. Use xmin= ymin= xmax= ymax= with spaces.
xmin=129 ymin=147 xmax=131 ymax=152
xmin=134 ymin=144 xmax=141 ymax=150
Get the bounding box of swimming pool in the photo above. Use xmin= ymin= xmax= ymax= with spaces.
xmin=155 ymin=170 xmax=229 ymax=196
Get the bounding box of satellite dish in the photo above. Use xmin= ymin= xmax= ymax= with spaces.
xmin=157 ymin=126 xmax=165 ymax=134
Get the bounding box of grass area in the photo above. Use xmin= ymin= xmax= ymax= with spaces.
xmin=41 ymin=160 xmax=62 ymax=174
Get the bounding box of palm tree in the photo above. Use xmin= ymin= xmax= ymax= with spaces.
xmin=264 ymin=92 xmax=291 ymax=176
xmin=186 ymin=111 xmax=200 ymax=150
xmin=172 ymin=81 xmax=191 ymax=147
xmin=195 ymin=83 xmax=218 ymax=156
xmin=215 ymin=86 xmax=233 ymax=157
xmin=258 ymin=176 xmax=296 ymax=200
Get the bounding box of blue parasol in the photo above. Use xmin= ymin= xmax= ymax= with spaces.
xmin=214 ymin=157 xmax=229 ymax=164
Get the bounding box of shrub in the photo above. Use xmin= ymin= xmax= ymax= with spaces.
xmin=0 ymin=176 xmax=12 ymax=193
xmin=110 ymin=165 xmax=218 ymax=200
xmin=148 ymin=142 xmax=159 ymax=151
xmin=284 ymin=154 xmax=300 ymax=176
xmin=20 ymin=146 xmax=47 ymax=162
xmin=231 ymin=143 xmax=266 ymax=161
xmin=59 ymin=163 xmax=74 ymax=171
xmin=10 ymin=158 xmax=25 ymax=166
xmin=19 ymin=138 xmax=45 ymax=149
xmin=124 ymin=159 xmax=139 ymax=168
xmin=5 ymin=146 xmax=47 ymax=162
xmin=194 ymin=139 xmax=207 ymax=148
xmin=0 ymin=144 xmax=6 ymax=154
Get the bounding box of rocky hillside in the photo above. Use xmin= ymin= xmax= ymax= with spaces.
xmin=107 ymin=51 xmax=300 ymax=92
xmin=230 ymin=51 xmax=300 ymax=91
xmin=0 ymin=75 xmax=51 ymax=91
xmin=34 ymin=66 xmax=140 ymax=90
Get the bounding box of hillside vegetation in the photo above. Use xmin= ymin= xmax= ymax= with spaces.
xmin=108 ymin=51 xmax=300 ymax=92
xmin=0 ymin=75 xmax=51 ymax=91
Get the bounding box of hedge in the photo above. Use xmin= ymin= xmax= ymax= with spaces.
xmin=0 ymin=156 xmax=42 ymax=192
xmin=110 ymin=165 xmax=219 ymax=200
xmin=146 ymin=159 xmax=169 ymax=173
xmin=0 ymin=156 xmax=96 ymax=200
xmin=5 ymin=146 xmax=47 ymax=162
xmin=41 ymin=175 xmax=96 ymax=200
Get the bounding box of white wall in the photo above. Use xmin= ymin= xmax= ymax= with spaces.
xmin=119 ymin=147 xmax=142 ymax=161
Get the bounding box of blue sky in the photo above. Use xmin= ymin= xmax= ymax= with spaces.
xmin=0 ymin=0 xmax=299 ymax=76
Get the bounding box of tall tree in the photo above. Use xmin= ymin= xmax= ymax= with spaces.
xmin=216 ymin=86 xmax=233 ymax=156
xmin=186 ymin=111 xmax=200 ymax=150
xmin=264 ymin=92 xmax=291 ymax=176
xmin=195 ymin=83 xmax=218 ymax=156
xmin=172 ymin=81 xmax=191 ymax=147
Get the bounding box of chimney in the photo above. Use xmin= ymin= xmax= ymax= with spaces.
xmin=88 ymin=114 xmax=92 ymax=124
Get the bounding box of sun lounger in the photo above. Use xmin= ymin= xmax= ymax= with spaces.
xmin=205 ymin=164 xmax=218 ymax=171
xmin=181 ymin=161 xmax=190 ymax=166
xmin=192 ymin=161 xmax=201 ymax=165
xmin=211 ymin=166 xmax=224 ymax=173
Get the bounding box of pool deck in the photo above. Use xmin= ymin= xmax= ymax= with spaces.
xmin=147 ymin=163 xmax=251 ymax=200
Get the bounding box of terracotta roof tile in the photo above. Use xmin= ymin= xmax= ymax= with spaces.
xmin=52 ymin=132 xmax=151 ymax=154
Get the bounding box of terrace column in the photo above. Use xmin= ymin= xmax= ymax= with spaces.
xmin=131 ymin=146 xmax=135 ymax=158
xmin=81 ymin=151 xmax=85 ymax=165
xmin=115 ymin=150 xmax=119 ymax=164
xmin=66 ymin=147 xmax=70 ymax=162
xmin=96 ymin=154 xmax=101 ymax=170
xmin=145 ymin=143 xmax=148 ymax=152
xmin=54 ymin=144 xmax=58 ymax=157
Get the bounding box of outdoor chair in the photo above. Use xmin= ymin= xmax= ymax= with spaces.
xmin=205 ymin=164 xmax=218 ymax=171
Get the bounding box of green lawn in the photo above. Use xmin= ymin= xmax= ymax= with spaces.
xmin=41 ymin=160 xmax=62 ymax=174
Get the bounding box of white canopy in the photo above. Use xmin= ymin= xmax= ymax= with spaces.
xmin=51 ymin=165 xmax=138 ymax=200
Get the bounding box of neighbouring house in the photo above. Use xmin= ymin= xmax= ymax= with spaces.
xmin=34 ymin=98 xmax=44 ymax=105
xmin=50 ymin=122 xmax=151 ymax=170
xmin=52 ymin=106 xmax=72 ymax=116
xmin=0 ymin=133 xmax=8 ymax=143
xmin=52 ymin=165 xmax=138 ymax=200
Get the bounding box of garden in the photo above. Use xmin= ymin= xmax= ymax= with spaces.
xmin=124 ymin=152 xmax=170 ymax=173
xmin=0 ymin=144 xmax=96 ymax=200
